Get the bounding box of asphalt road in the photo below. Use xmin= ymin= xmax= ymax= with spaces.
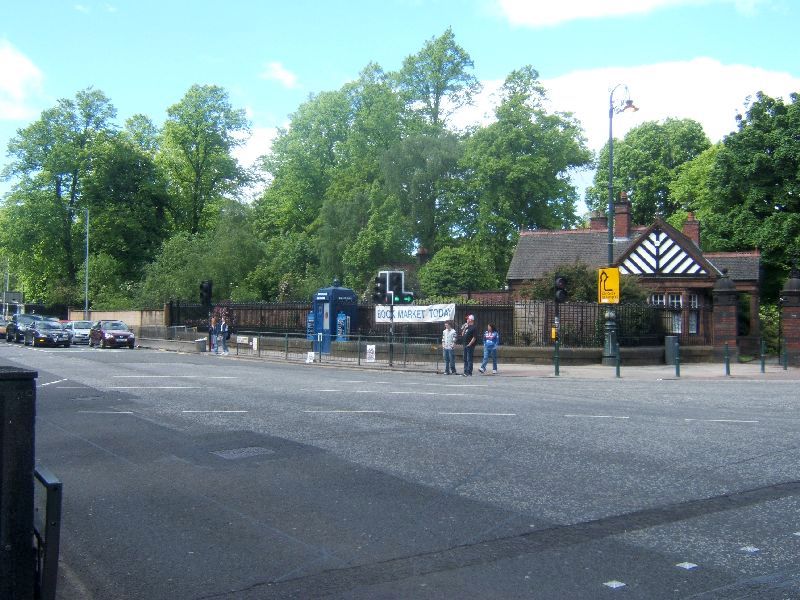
xmin=3 ymin=342 xmax=800 ymax=599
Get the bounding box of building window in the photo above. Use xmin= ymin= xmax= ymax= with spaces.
xmin=650 ymin=293 xmax=665 ymax=306
xmin=668 ymin=293 xmax=682 ymax=309
xmin=688 ymin=293 xmax=699 ymax=334
xmin=667 ymin=293 xmax=682 ymax=333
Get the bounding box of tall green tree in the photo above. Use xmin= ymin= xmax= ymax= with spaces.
xmin=394 ymin=27 xmax=481 ymax=130
xmin=1 ymin=88 xmax=116 ymax=303
xmin=587 ymin=118 xmax=710 ymax=224
xmin=459 ymin=67 xmax=592 ymax=276
xmin=699 ymin=92 xmax=800 ymax=297
xmin=158 ymin=84 xmax=250 ymax=234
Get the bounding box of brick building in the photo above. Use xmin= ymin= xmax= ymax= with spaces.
xmin=506 ymin=197 xmax=761 ymax=346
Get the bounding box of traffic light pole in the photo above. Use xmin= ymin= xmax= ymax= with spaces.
xmin=389 ymin=299 xmax=394 ymax=367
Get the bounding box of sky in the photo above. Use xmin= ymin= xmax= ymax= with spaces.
xmin=1 ymin=0 xmax=799 ymax=206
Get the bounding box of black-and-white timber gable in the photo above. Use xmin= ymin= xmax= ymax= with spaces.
xmin=618 ymin=223 xmax=714 ymax=277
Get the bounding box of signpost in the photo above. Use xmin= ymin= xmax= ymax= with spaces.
xmin=598 ymin=267 xmax=620 ymax=304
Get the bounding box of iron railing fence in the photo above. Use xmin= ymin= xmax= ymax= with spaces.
xmin=164 ymin=300 xmax=712 ymax=348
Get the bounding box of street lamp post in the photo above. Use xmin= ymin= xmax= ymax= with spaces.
xmin=604 ymin=84 xmax=638 ymax=366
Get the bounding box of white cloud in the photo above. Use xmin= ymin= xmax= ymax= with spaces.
xmin=449 ymin=58 xmax=800 ymax=211
xmin=543 ymin=58 xmax=800 ymax=150
xmin=451 ymin=57 xmax=800 ymax=150
xmin=260 ymin=61 xmax=300 ymax=89
xmin=232 ymin=126 xmax=280 ymax=201
xmin=0 ymin=40 xmax=45 ymax=121
xmin=495 ymin=0 xmax=768 ymax=27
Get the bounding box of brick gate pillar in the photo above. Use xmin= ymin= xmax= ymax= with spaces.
xmin=780 ymin=263 xmax=800 ymax=367
xmin=712 ymin=269 xmax=739 ymax=361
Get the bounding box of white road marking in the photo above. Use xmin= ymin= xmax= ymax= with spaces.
xmin=39 ymin=379 xmax=67 ymax=387
xmin=676 ymin=562 xmax=698 ymax=570
xmin=78 ymin=410 xmax=134 ymax=415
xmin=564 ymin=414 xmax=629 ymax=419
xmin=684 ymin=419 xmax=759 ymax=423
xmin=740 ymin=545 xmax=760 ymax=553
xmin=112 ymin=375 xmax=236 ymax=379
xmin=439 ymin=412 xmax=516 ymax=416
xmin=109 ymin=386 xmax=202 ymax=389
xmin=303 ymin=410 xmax=384 ymax=414
xmin=603 ymin=580 xmax=626 ymax=589
xmin=181 ymin=410 xmax=248 ymax=414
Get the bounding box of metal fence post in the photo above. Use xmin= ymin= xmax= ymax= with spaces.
xmin=783 ymin=337 xmax=789 ymax=370
xmin=358 ymin=334 xmax=362 ymax=366
xmin=760 ymin=337 xmax=766 ymax=373
xmin=554 ymin=340 xmax=560 ymax=376
xmin=615 ymin=342 xmax=621 ymax=378
xmin=724 ymin=342 xmax=730 ymax=376
xmin=284 ymin=333 xmax=289 ymax=360
xmin=674 ymin=339 xmax=680 ymax=378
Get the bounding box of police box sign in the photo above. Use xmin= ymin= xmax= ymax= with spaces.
xmin=375 ymin=303 xmax=455 ymax=323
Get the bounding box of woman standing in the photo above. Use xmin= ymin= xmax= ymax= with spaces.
xmin=479 ymin=323 xmax=499 ymax=375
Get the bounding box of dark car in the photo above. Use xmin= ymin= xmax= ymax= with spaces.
xmin=89 ymin=320 xmax=136 ymax=349
xmin=24 ymin=320 xmax=71 ymax=347
xmin=6 ymin=313 xmax=45 ymax=343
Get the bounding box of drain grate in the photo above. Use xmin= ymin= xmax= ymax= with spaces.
xmin=211 ymin=446 xmax=275 ymax=460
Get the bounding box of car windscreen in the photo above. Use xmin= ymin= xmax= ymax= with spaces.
xmin=72 ymin=321 xmax=93 ymax=329
xmin=38 ymin=322 xmax=62 ymax=331
xmin=108 ymin=322 xmax=129 ymax=331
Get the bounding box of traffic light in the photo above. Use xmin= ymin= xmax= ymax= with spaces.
xmin=399 ymin=291 xmax=415 ymax=304
xmin=389 ymin=271 xmax=404 ymax=303
xmin=200 ymin=280 xmax=213 ymax=306
xmin=372 ymin=273 xmax=388 ymax=303
xmin=554 ymin=275 xmax=568 ymax=303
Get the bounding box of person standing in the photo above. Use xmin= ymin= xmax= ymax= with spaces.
xmin=209 ymin=316 xmax=219 ymax=354
xmin=442 ymin=320 xmax=457 ymax=375
xmin=219 ymin=316 xmax=230 ymax=356
xmin=479 ymin=323 xmax=499 ymax=375
xmin=462 ymin=314 xmax=477 ymax=376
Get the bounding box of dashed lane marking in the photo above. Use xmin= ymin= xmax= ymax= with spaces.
xmin=112 ymin=375 xmax=236 ymax=379
xmin=109 ymin=386 xmax=202 ymax=390
xmin=564 ymin=414 xmax=630 ymax=419
xmin=181 ymin=410 xmax=248 ymax=414
xmin=78 ymin=410 xmax=134 ymax=415
xmin=685 ymin=419 xmax=759 ymax=423
xmin=676 ymin=562 xmax=698 ymax=570
xmin=438 ymin=412 xmax=516 ymax=416
xmin=39 ymin=379 xmax=67 ymax=387
xmin=303 ymin=410 xmax=384 ymax=414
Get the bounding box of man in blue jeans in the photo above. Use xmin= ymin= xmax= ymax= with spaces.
xmin=461 ymin=314 xmax=477 ymax=376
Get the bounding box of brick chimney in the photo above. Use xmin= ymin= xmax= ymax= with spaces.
xmin=682 ymin=212 xmax=701 ymax=247
xmin=589 ymin=211 xmax=608 ymax=231
xmin=614 ymin=192 xmax=632 ymax=239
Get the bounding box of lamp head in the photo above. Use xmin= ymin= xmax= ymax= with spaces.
xmin=623 ymin=99 xmax=639 ymax=112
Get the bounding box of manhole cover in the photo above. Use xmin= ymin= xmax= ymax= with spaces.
xmin=212 ymin=447 xmax=275 ymax=460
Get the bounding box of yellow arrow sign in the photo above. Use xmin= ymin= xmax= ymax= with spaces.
xmin=598 ymin=268 xmax=620 ymax=304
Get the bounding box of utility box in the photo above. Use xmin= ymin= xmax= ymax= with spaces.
xmin=311 ymin=283 xmax=358 ymax=353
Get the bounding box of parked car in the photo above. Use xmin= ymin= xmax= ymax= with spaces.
xmin=24 ymin=320 xmax=71 ymax=347
xmin=89 ymin=320 xmax=136 ymax=349
xmin=0 ymin=317 xmax=7 ymax=337
xmin=63 ymin=320 xmax=93 ymax=344
xmin=6 ymin=314 xmax=45 ymax=343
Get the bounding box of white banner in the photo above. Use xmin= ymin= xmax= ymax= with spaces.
xmin=374 ymin=303 xmax=455 ymax=324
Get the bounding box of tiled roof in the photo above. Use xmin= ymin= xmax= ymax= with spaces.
xmin=507 ymin=229 xmax=637 ymax=280
xmin=704 ymin=252 xmax=761 ymax=282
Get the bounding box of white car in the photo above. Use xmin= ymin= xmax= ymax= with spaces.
xmin=64 ymin=320 xmax=93 ymax=344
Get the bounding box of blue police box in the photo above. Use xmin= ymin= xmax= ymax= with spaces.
xmin=311 ymin=280 xmax=358 ymax=353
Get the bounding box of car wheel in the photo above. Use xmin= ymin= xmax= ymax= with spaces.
xmin=101 ymin=338 xmax=107 ymax=349
xmin=64 ymin=342 xmax=71 ymax=348
xmin=128 ymin=343 xmax=134 ymax=349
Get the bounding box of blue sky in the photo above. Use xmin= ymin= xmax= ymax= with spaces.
xmin=2 ymin=0 xmax=798 ymax=204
